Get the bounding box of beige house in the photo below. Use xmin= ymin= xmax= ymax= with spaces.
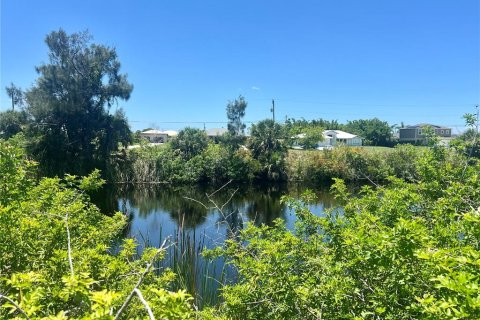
xmin=205 ymin=128 xmax=228 ymax=138
xmin=139 ymin=129 xmax=178 ymax=143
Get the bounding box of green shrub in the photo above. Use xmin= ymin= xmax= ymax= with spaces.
xmin=204 ymin=145 xmax=480 ymax=319
xmin=0 ymin=139 xmax=194 ymax=319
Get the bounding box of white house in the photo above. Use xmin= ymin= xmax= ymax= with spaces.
xmin=322 ymin=130 xmax=363 ymax=147
xmin=139 ymin=129 xmax=178 ymax=143
xmin=293 ymin=130 xmax=363 ymax=149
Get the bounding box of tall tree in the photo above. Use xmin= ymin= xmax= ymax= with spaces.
xmin=226 ymin=95 xmax=247 ymax=136
xmin=5 ymin=83 xmax=24 ymax=110
xmin=344 ymin=118 xmax=395 ymax=146
xmin=248 ymin=119 xmax=287 ymax=180
xmin=25 ymin=29 xmax=133 ymax=176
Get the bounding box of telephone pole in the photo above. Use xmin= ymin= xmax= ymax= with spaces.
xmin=270 ymin=99 xmax=275 ymax=122
xmin=476 ymin=105 xmax=479 ymax=135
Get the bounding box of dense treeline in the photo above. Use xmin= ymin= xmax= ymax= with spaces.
xmin=0 ymin=29 xmax=430 ymax=183
xmin=285 ymin=117 xmax=397 ymax=147
xmin=110 ymin=138 xmax=423 ymax=185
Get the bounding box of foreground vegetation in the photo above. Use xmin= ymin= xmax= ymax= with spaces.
xmin=201 ymin=142 xmax=480 ymax=319
xmin=2 ymin=124 xmax=480 ymax=319
xmin=0 ymin=138 xmax=194 ymax=319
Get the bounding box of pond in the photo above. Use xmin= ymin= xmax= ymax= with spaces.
xmin=91 ymin=182 xmax=341 ymax=307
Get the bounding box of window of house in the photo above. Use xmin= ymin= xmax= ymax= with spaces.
xmin=441 ymin=130 xmax=444 ymax=134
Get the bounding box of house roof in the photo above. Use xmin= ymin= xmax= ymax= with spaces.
xmin=294 ymin=130 xmax=361 ymax=140
xmin=140 ymin=129 xmax=165 ymax=135
xmin=162 ymin=130 xmax=178 ymax=136
xmin=324 ymin=130 xmax=361 ymax=139
xmin=206 ymin=128 xmax=228 ymax=137
xmin=140 ymin=129 xmax=177 ymax=136
xmin=404 ymin=123 xmax=450 ymax=129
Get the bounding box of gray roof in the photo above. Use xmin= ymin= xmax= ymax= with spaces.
xmin=205 ymin=128 xmax=228 ymax=137
xmin=404 ymin=123 xmax=450 ymax=129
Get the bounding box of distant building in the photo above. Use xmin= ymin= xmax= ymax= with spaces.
xmin=292 ymin=129 xmax=363 ymax=149
xmin=322 ymin=130 xmax=363 ymax=147
xmin=139 ymin=129 xmax=178 ymax=143
xmin=205 ymin=128 xmax=228 ymax=138
xmin=399 ymin=124 xmax=451 ymax=143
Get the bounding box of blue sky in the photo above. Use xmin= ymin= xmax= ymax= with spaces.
xmin=1 ymin=0 xmax=479 ymax=133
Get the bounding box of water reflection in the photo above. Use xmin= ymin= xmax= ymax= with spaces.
xmin=90 ymin=182 xmax=340 ymax=307
xmin=92 ymin=182 xmax=339 ymax=246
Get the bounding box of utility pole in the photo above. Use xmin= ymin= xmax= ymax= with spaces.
xmin=476 ymin=105 xmax=479 ymax=135
xmin=270 ymin=99 xmax=275 ymax=122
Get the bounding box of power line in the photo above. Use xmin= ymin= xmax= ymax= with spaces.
xmin=247 ymin=98 xmax=476 ymax=108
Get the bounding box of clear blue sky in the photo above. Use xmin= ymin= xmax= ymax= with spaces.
xmin=1 ymin=0 xmax=479 ymax=133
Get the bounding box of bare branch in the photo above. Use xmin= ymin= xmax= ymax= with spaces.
xmin=220 ymin=188 xmax=238 ymax=212
xmin=65 ymin=214 xmax=74 ymax=278
xmin=114 ymin=237 xmax=170 ymax=320
xmin=208 ymin=179 xmax=232 ymax=198
xmin=134 ymin=288 xmax=155 ymax=320
xmin=183 ymin=197 xmax=210 ymax=210
xmin=0 ymin=294 xmax=31 ymax=320
xmin=358 ymin=170 xmax=380 ymax=188
xmin=244 ymin=298 xmax=271 ymax=305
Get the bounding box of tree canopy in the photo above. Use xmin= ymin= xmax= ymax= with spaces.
xmin=226 ymin=95 xmax=247 ymax=136
xmin=5 ymin=83 xmax=24 ymax=110
xmin=248 ymin=119 xmax=287 ymax=180
xmin=0 ymin=110 xmax=28 ymax=140
xmin=25 ymin=29 xmax=133 ymax=176
xmin=344 ymin=118 xmax=395 ymax=146
xmin=170 ymin=127 xmax=209 ymax=160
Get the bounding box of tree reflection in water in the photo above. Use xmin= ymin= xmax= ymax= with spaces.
xmin=90 ymin=182 xmax=340 ymax=307
xmin=92 ymin=182 xmax=339 ymax=245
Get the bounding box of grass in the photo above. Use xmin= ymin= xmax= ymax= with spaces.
xmin=134 ymin=222 xmax=229 ymax=310
xmin=169 ymin=226 xmax=228 ymax=309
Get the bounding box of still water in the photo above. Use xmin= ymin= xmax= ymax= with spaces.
xmin=94 ymin=182 xmax=339 ymax=250
xmin=92 ymin=182 xmax=340 ymax=306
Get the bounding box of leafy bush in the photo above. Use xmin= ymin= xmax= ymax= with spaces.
xmin=113 ymin=141 xmax=260 ymax=185
xmin=0 ymin=139 xmax=194 ymax=319
xmin=170 ymin=127 xmax=209 ymax=161
xmin=204 ymin=145 xmax=480 ymax=319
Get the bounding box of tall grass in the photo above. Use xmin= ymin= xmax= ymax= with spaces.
xmin=286 ymin=145 xmax=423 ymax=183
xmin=168 ymin=223 xmax=228 ymax=309
xmin=134 ymin=219 xmax=229 ymax=310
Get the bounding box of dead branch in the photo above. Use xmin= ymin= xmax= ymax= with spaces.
xmin=114 ymin=237 xmax=169 ymax=320
xmin=208 ymin=179 xmax=232 ymax=198
xmin=0 ymin=294 xmax=31 ymax=320
xmin=134 ymin=288 xmax=155 ymax=320
xmin=65 ymin=214 xmax=74 ymax=278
